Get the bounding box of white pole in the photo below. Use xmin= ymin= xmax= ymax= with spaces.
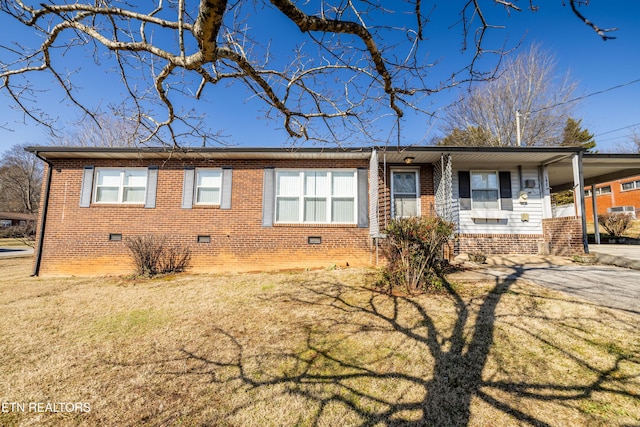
xmin=516 ymin=110 xmax=522 ymax=146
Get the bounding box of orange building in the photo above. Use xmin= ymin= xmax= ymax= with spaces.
xmin=584 ymin=175 xmax=640 ymax=219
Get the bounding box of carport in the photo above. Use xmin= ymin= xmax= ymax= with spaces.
xmin=377 ymin=147 xmax=640 ymax=255
xmin=546 ymin=153 xmax=640 ymax=249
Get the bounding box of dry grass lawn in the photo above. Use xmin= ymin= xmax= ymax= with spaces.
xmin=1 ymin=257 xmax=639 ymax=426
xmin=0 ymin=238 xmax=34 ymax=247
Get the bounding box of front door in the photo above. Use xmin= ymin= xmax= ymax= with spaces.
xmin=391 ymin=170 xmax=420 ymax=217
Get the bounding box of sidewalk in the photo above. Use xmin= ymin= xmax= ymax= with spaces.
xmin=589 ymin=244 xmax=640 ymax=270
xmin=446 ymin=253 xmax=574 ymax=282
xmin=0 ymin=246 xmax=34 ymax=258
xmin=446 ymin=245 xmax=640 ymax=283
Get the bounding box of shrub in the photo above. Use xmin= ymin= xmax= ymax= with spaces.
xmin=124 ymin=235 xmax=192 ymax=277
xmin=598 ymin=213 xmax=633 ymax=237
xmin=161 ymin=243 xmax=193 ymax=274
xmin=0 ymin=222 xmax=37 ymax=239
xmin=379 ymin=216 xmax=455 ymax=294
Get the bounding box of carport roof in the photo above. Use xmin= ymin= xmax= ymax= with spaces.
xmin=375 ymin=147 xmax=640 ymax=189
xmin=539 ymin=153 xmax=640 ymax=191
xmin=366 ymin=147 xmax=636 ymax=191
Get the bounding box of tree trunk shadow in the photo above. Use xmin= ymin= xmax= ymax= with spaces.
xmin=120 ymin=266 xmax=638 ymax=426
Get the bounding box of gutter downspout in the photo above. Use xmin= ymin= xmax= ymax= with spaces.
xmin=31 ymin=152 xmax=52 ymax=277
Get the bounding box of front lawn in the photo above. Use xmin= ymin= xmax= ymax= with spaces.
xmin=1 ymin=257 xmax=638 ymax=426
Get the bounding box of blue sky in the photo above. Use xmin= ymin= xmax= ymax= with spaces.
xmin=1 ymin=1 xmax=639 ymax=153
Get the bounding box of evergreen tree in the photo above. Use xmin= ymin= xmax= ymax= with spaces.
xmin=561 ymin=118 xmax=596 ymax=150
xmin=436 ymin=127 xmax=493 ymax=146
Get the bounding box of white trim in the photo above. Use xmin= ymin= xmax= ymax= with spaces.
xmin=470 ymin=210 xmax=509 ymax=219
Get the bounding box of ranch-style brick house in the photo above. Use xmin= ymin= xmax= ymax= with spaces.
xmin=26 ymin=145 xmax=626 ymax=276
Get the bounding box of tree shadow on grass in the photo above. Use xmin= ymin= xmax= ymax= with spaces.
xmin=111 ymin=266 xmax=640 ymax=426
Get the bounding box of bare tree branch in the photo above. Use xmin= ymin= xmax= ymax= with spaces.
xmin=438 ymin=44 xmax=579 ymax=147
xmin=0 ymin=1 xmax=618 ymax=146
xmin=568 ymin=0 xmax=617 ymax=41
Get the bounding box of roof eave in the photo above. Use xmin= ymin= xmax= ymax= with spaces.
xmin=24 ymin=146 xmax=373 ymax=161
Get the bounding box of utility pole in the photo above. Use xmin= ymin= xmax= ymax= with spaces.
xmin=515 ymin=110 xmax=522 ymax=146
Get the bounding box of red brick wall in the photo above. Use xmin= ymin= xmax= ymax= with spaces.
xmin=542 ymin=216 xmax=584 ymax=255
xmin=35 ymin=158 xmax=373 ymax=275
xmin=457 ymin=234 xmax=542 ymax=255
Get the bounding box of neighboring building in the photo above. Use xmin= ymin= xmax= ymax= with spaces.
xmin=0 ymin=212 xmax=37 ymax=228
xmin=584 ymin=175 xmax=640 ymax=219
xmin=25 ymin=146 xmax=612 ymax=276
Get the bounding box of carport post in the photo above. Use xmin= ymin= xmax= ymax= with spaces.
xmin=573 ymin=152 xmax=589 ymax=254
xmin=591 ymin=184 xmax=600 ymax=244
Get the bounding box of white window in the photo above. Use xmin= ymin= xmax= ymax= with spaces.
xmin=622 ymin=180 xmax=640 ymax=191
xmin=585 ymin=185 xmax=612 ymax=197
xmin=195 ymin=169 xmax=222 ymax=205
xmin=471 ymin=171 xmax=500 ymax=209
xmin=275 ymin=170 xmax=356 ymax=224
xmin=94 ymin=168 xmax=147 ymax=203
xmin=597 ymin=185 xmax=612 ymax=195
xmin=391 ymin=170 xmax=420 ymax=217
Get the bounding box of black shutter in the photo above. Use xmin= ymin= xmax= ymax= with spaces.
xmin=499 ymin=171 xmax=513 ymax=211
xmin=458 ymin=171 xmax=471 ymax=210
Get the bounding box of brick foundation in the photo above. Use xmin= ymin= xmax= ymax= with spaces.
xmin=457 ymin=216 xmax=585 ymax=256
xmin=457 ymin=233 xmax=543 ymax=255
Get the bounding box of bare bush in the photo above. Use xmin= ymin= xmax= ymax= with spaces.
xmin=379 ymin=216 xmax=455 ymax=294
xmin=161 ymin=244 xmax=192 ymax=274
xmin=598 ymin=213 xmax=633 ymax=237
xmin=124 ymin=235 xmax=192 ymax=277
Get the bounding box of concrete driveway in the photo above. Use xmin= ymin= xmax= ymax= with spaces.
xmin=449 ymin=255 xmax=640 ymax=315
xmin=489 ymin=264 xmax=640 ymax=315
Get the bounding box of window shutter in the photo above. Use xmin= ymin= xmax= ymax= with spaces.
xmin=458 ymin=171 xmax=471 ymax=210
xmin=357 ymin=168 xmax=368 ymax=228
xmin=181 ymin=167 xmax=195 ymax=209
xmin=145 ymin=166 xmax=159 ymax=208
xmin=499 ymin=171 xmax=513 ymax=211
xmin=220 ymin=167 xmax=233 ymax=210
xmin=262 ymin=168 xmax=275 ymax=227
xmin=79 ymin=166 xmax=94 ymax=207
